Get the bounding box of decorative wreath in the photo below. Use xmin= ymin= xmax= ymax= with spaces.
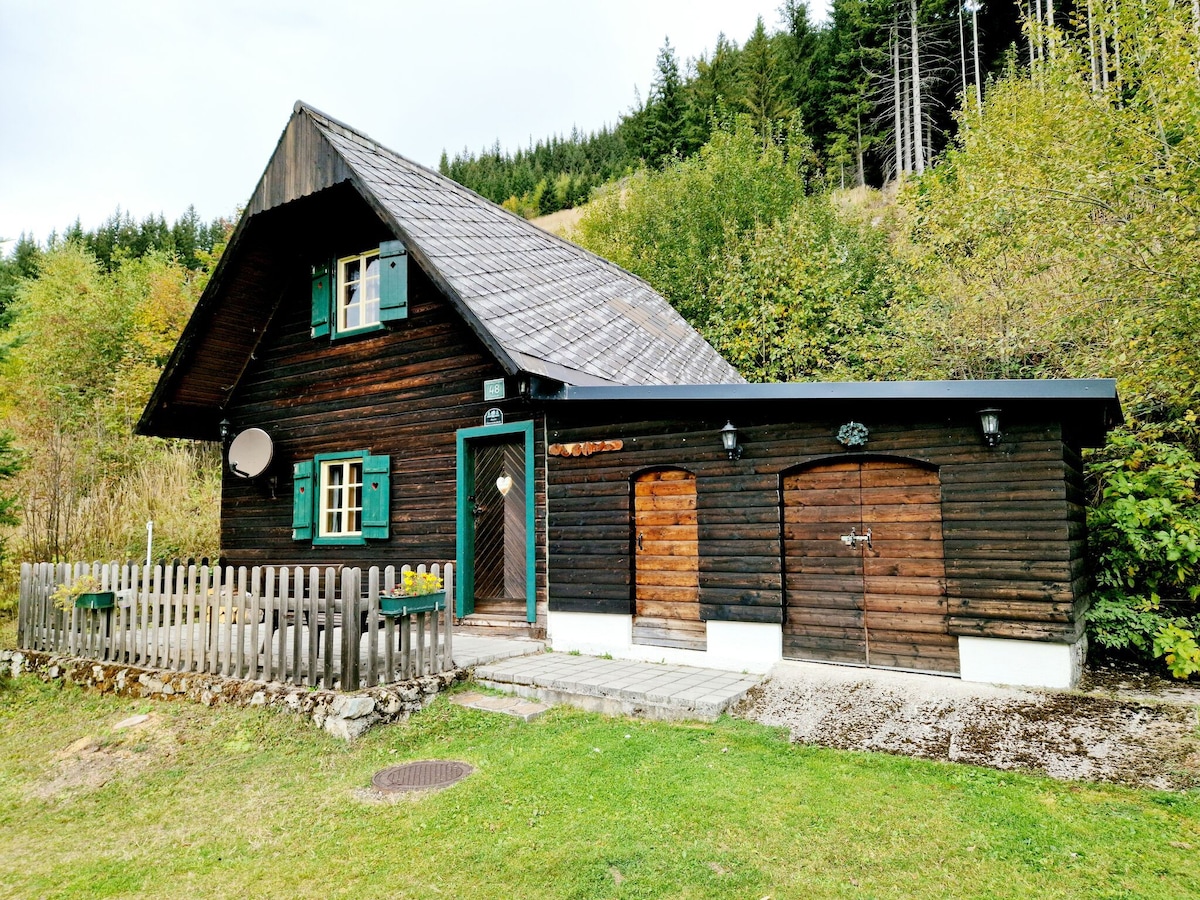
xmin=836 ymin=421 xmax=869 ymax=448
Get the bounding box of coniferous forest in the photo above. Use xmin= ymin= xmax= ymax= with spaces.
xmin=440 ymin=0 xmax=1025 ymax=211
xmin=1 ymin=1 xmax=1199 ymax=676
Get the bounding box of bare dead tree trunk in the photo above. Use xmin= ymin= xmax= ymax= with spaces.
xmin=971 ymin=3 xmax=982 ymax=110
xmin=1027 ymin=2 xmax=1037 ymax=67
xmin=1033 ymin=0 xmax=1045 ymax=78
xmin=892 ymin=26 xmax=903 ymax=179
xmin=1099 ymin=3 xmax=1110 ymax=89
xmin=910 ymin=0 xmax=924 ymax=174
xmin=958 ymin=7 xmax=969 ymax=101
xmin=1087 ymin=0 xmax=1099 ymax=91
xmin=856 ymin=111 xmax=865 ymax=187
xmin=901 ymin=40 xmax=912 ymax=175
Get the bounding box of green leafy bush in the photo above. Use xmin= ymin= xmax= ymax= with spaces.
xmin=702 ymin=197 xmax=893 ymax=381
xmin=1086 ymin=430 xmax=1200 ymax=678
xmin=574 ymin=112 xmax=817 ymax=328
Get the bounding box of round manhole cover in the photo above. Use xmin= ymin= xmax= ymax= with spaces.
xmin=372 ymin=760 xmax=474 ymax=794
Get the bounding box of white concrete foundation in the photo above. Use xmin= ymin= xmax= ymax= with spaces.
xmin=546 ymin=611 xmax=632 ymax=657
xmin=546 ymin=611 xmax=781 ymax=674
xmin=958 ymin=635 xmax=1086 ymax=689
xmin=705 ymin=620 xmax=782 ymax=672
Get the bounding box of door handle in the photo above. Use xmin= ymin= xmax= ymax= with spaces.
xmin=840 ymin=527 xmax=873 ymax=549
xmin=637 ymin=532 xmax=644 ymax=551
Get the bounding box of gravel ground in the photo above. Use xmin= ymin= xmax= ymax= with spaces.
xmin=733 ymin=659 xmax=1200 ymax=789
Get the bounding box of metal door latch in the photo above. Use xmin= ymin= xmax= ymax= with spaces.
xmin=840 ymin=527 xmax=872 ymax=549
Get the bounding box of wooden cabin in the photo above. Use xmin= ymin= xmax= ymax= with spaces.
xmin=141 ymin=103 xmax=1121 ymax=689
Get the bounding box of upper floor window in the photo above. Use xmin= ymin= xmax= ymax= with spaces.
xmin=311 ymin=240 xmax=409 ymax=340
xmin=338 ymin=251 xmax=380 ymax=333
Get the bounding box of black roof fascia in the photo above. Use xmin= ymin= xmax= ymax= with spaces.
xmin=533 ymin=378 xmax=1123 ymax=445
xmin=534 ymin=378 xmax=1119 ymax=406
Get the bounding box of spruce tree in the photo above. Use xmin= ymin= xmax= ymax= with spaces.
xmin=740 ymin=17 xmax=791 ymax=142
xmin=645 ymin=38 xmax=686 ymax=167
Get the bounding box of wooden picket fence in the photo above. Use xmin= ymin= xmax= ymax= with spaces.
xmin=17 ymin=561 xmax=454 ymax=692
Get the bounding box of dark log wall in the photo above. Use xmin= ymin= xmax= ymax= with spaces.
xmin=219 ymin=189 xmax=548 ymax=617
xmin=545 ymin=409 xmax=1086 ymax=643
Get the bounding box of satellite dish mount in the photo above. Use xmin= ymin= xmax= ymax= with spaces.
xmin=226 ymin=427 xmax=276 ymax=496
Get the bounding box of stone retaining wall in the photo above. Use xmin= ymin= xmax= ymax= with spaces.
xmin=2 ymin=648 xmax=467 ymax=740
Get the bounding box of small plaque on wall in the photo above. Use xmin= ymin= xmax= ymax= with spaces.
xmin=483 ymin=378 xmax=506 ymax=401
xmin=484 ymin=407 xmax=504 ymax=426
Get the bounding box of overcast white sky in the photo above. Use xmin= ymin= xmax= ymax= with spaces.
xmin=0 ymin=0 xmax=831 ymax=253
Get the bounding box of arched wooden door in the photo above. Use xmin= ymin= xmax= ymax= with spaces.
xmin=632 ymin=469 xmax=704 ymax=650
xmin=782 ymin=459 xmax=956 ymax=674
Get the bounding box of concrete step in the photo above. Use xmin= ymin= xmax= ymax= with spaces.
xmin=455 ymin=616 xmax=544 ymax=640
xmin=450 ymin=690 xmax=550 ymax=722
xmin=474 ymin=651 xmax=763 ymax=722
xmin=450 ymin=634 xmax=545 ymax=668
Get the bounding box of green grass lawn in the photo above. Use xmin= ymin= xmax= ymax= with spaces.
xmin=0 ymin=676 xmax=1197 ymax=900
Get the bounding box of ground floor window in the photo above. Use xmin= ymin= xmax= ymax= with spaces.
xmin=292 ymin=451 xmax=390 ymax=545
xmin=319 ymin=457 xmax=363 ymax=537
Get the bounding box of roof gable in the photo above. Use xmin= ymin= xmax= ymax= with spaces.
xmin=140 ymin=103 xmax=742 ymax=437
xmin=300 ymin=104 xmax=742 ymax=387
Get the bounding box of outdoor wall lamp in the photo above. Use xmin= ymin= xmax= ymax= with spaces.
xmin=720 ymin=421 xmax=743 ymax=460
xmin=978 ymin=408 xmax=1002 ymax=447
xmin=219 ymin=418 xmax=231 ymax=444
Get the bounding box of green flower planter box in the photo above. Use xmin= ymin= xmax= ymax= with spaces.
xmin=379 ymin=591 xmax=445 ymax=617
xmin=75 ymin=591 xmax=115 ymax=610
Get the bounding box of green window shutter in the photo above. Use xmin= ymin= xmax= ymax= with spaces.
xmin=292 ymin=460 xmax=314 ymax=540
xmin=379 ymin=241 xmax=408 ymax=323
xmin=361 ymin=454 xmax=390 ymax=539
xmin=311 ymin=262 xmax=332 ymax=338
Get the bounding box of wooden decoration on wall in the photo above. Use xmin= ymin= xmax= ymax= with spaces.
xmin=548 ymin=439 xmax=624 ymax=458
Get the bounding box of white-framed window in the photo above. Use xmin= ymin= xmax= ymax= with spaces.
xmin=337 ymin=250 xmax=381 ymax=333
xmin=293 ymin=451 xmax=389 ymax=545
xmin=311 ymin=242 xmax=407 ymax=340
xmin=318 ymin=457 xmax=363 ymax=538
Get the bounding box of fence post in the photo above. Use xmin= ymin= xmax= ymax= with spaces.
xmin=365 ymin=566 xmax=380 ymax=688
xmin=383 ymin=565 xmax=397 ymax=684
xmin=274 ymin=566 xmax=289 ymax=684
xmin=443 ymin=563 xmax=455 ymax=671
xmin=306 ymin=567 xmax=320 ymax=687
xmin=342 ymin=568 xmax=361 ymax=691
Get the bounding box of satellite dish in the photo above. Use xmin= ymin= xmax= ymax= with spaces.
xmin=227 ymin=428 xmax=273 ymax=479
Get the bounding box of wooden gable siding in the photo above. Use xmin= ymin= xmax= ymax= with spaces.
xmin=545 ymin=412 xmax=1084 ymax=642
xmin=218 ymin=201 xmax=548 ymax=616
xmin=153 ymin=184 xmax=381 ymax=436
xmin=152 ymin=227 xmax=285 ymax=434
xmin=248 ymin=110 xmax=354 ymax=217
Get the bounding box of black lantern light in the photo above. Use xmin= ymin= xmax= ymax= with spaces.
xmin=720 ymin=421 xmax=743 ymax=460
xmin=978 ymin=408 xmax=1001 ymax=447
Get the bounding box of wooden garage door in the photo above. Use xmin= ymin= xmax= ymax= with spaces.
xmin=632 ymin=469 xmax=705 ymax=651
xmin=782 ymin=459 xmax=956 ymax=674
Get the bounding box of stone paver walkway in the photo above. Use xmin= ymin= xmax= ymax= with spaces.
xmin=451 ymin=634 xmax=544 ymax=668
xmin=474 ymin=652 xmax=762 ymax=721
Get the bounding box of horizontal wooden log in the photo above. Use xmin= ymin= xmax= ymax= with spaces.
xmin=948 ymin=615 xmax=1084 ymax=642
xmin=548 ymin=596 xmax=633 ymax=615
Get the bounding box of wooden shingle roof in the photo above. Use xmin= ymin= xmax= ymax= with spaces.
xmin=140 ymin=103 xmax=742 ymax=437
xmin=296 ymin=104 xmax=742 ymax=387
